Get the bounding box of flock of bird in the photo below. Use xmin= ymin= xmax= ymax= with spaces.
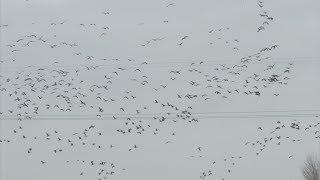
xmin=0 ymin=0 xmax=316 ymax=180
xmin=198 ymin=116 xmax=320 ymax=180
xmin=256 ymin=0 xmax=275 ymax=32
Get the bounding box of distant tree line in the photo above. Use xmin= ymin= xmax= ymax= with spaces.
xmin=303 ymin=154 xmax=320 ymax=180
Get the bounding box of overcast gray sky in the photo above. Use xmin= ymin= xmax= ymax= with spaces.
xmin=1 ymin=0 xmax=320 ymax=180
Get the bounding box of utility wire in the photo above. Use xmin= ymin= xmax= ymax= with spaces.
xmin=1 ymin=109 xmax=320 ymax=117
xmin=0 ymin=114 xmax=318 ymax=120
xmin=1 ymin=110 xmax=319 ymax=120
xmin=0 ymin=56 xmax=318 ymax=72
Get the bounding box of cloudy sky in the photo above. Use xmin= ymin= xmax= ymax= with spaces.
xmin=1 ymin=0 xmax=320 ymax=180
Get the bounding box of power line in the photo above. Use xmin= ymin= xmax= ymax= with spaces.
xmin=1 ymin=109 xmax=320 ymax=117
xmin=0 ymin=110 xmax=319 ymax=120
xmin=0 ymin=114 xmax=318 ymax=120
xmin=0 ymin=56 xmax=319 ymax=72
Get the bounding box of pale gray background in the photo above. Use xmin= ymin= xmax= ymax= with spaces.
xmin=1 ymin=0 xmax=320 ymax=180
